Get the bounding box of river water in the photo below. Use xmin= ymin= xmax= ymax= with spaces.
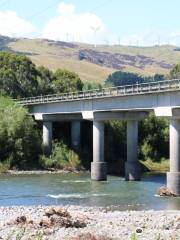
xmin=0 ymin=173 xmax=180 ymax=210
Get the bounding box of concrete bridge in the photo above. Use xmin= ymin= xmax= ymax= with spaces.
xmin=15 ymin=79 xmax=180 ymax=195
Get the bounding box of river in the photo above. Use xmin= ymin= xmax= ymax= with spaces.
xmin=0 ymin=173 xmax=180 ymax=210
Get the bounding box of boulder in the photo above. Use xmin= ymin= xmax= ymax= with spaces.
xmin=158 ymin=186 xmax=177 ymax=197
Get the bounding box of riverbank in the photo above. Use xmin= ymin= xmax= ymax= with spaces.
xmin=140 ymin=159 xmax=169 ymax=173
xmin=0 ymin=206 xmax=180 ymax=239
xmin=4 ymin=169 xmax=87 ymax=175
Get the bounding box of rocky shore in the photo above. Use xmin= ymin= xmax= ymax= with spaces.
xmin=0 ymin=206 xmax=180 ymax=239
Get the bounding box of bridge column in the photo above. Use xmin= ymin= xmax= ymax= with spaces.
xmin=91 ymin=121 xmax=107 ymax=181
xmin=71 ymin=121 xmax=81 ymax=150
xmin=43 ymin=121 xmax=52 ymax=156
xmin=167 ymin=119 xmax=180 ymax=195
xmin=125 ymin=120 xmax=141 ymax=180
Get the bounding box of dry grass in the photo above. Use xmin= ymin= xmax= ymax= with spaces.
xmin=8 ymin=39 xmax=180 ymax=83
xmin=31 ymin=54 xmax=114 ymax=83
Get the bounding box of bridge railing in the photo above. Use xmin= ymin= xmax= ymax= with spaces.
xmin=14 ymin=79 xmax=180 ymax=105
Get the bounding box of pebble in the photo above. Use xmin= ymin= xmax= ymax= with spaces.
xmin=0 ymin=206 xmax=180 ymax=239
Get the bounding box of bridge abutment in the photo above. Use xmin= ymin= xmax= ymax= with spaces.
xmin=167 ymin=119 xmax=180 ymax=195
xmin=43 ymin=121 xmax=52 ymax=156
xmin=125 ymin=120 xmax=141 ymax=181
xmin=91 ymin=121 xmax=107 ymax=181
xmin=71 ymin=121 xmax=81 ymax=150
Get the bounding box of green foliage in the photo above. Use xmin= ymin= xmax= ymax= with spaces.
xmin=0 ymin=161 xmax=10 ymax=173
xmin=36 ymin=66 xmax=54 ymax=95
xmin=139 ymin=112 xmax=169 ymax=162
xmin=140 ymin=159 xmax=169 ymax=172
xmin=53 ymin=69 xmax=83 ymax=93
xmin=105 ymin=121 xmax=126 ymax=174
xmin=169 ymin=63 xmax=180 ymax=79
xmin=0 ymin=52 xmax=84 ymax=98
xmin=83 ymin=82 xmax=103 ymax=91
xmin=40 ymin=141 xmax=82 ymax=170
xmin=0 ymin=52 xmax=39 ymax=98
xmin=105 ymin=71 xmax=143 ymax=86
xmin=105 ymin=71 xmax=165 ymax=87
xmin=0 ymin=96 xmax=41 ymax=169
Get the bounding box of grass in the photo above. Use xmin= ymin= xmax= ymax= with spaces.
xmin=140 ymin=159 xmax=169 ymax=173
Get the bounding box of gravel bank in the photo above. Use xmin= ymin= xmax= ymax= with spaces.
xmin=5 ymin=170 xmax=86 ymax=175
xmin=0 ymin=206 xmax=180 ymax=239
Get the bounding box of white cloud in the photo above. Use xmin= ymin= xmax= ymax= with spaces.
xmin=0 ymin=10 xmax=36 ymax=38
xmin=58 ymin=2 xmax=75 ymax=15
xmin=42 ymin=2 xmax=107 ymax=44
xmin=42 ymin=2 xmax=180 ymax=46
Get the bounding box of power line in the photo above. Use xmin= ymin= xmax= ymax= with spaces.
xmin=0 ymin=0 xmax=11 ymax=8
xmin=1 ymin=0 xmax=114 ymax=42
xmin=26 ymin=0 xmax=60 ymax=21
xmin=1 ymin=0 xmax=61 ymax=38
xmin=90 ymin=0 xmax=113 ymax=13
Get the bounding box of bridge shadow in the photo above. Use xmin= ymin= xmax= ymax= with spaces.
xmin=141 ymin=172 xmax=166 ymax=184
xmin=107 ymin=172 xmax=166 ymax=185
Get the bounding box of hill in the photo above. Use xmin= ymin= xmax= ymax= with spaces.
xmin=1 ymin=35 xmax=180 ymax=83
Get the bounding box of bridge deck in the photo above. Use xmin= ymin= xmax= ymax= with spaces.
xmin=14 ymin=79 xmax=180 ymax=106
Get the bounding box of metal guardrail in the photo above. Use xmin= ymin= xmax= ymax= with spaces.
xmin=14 ymin=79 xmax=180 ymax=106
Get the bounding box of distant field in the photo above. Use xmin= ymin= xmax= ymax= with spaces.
xmin=2 ymin=36 xmax=180 ymax=83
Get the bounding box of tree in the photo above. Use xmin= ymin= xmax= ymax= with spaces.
xmin=53 ymin=69 xmax=83 ymax=93
xmin=169 ymin=64 xmax=180 ymax=79
xmin=83 ymin=82 xmax=102 ymax=91
xmin=105 ymin=71 xmax=166 ymax=88
xmin=139 ymin=113 xmax=169 ymax=161
xmin=0 ymin=96 xmax=41 ymax=169
xmin=153 ymin=74 xmax=165 ymax=81
xmin=0 ymin=52 xmax=39 ymax=98
xmin=37 ymin=66 xmax=54 ymax=95
xmin=105 ymin=71 xmax=144 ymax=87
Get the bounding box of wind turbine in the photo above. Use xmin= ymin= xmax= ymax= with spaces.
xmin=91 ymin=25 xmax=100 ymax=48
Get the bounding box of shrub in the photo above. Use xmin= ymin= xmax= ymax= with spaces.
xmin=0 ymin=161 xmax=10 ymax=173
xmin=40 ymin=142 xmax=82 ymax=170
xmin=139 ymin=112 xmax=169 ymax=162
xmin=0 ymin=96 xmax=41 ymax=169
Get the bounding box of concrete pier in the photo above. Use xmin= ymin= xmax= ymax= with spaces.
xmin=91 ymin=121 xmax=107 ymax=181
xmin=71 ymin=121 xmax=81 ymax=150
xmin=43 ymin=121 xmax=52 ymax=156
xmin=167 ymin=119 xmax=180 ymax=195
xmin=125 ymin=120 xmax=141 ymax=180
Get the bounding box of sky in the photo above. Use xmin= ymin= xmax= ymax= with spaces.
xmin=0 ymin=0 xmax=180 ymax=46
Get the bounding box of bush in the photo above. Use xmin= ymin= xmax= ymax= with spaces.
xmin=139 ymin=112 xmax=169 ymax=162
xmin=0 ymin=161 xmax=10 ymax=173
xmin=0 ymin=96 xmax=41 ymax=169
xmin=40 ymin=142 xmax=82 ymax=170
